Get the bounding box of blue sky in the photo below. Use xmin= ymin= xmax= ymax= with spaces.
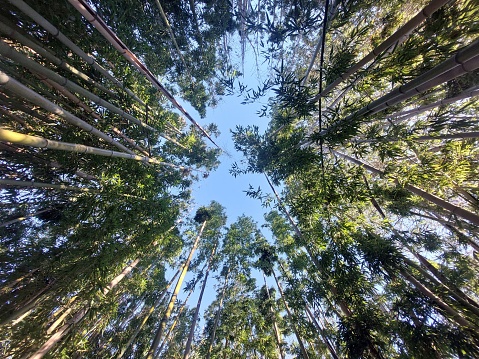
xmin=169 ymin=55 xmax=284 ymax=339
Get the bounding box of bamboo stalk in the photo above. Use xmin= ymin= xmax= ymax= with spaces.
xmin=36 ymin=74 xmax=152 ymax=156
xmin=388 ymin=85 xmax=479 ymax=121
xmin=116 ymin=269 xmax=181 ymax=358
xmin=312 ymin=0 xmax=450 ymax=101
xmin=0 ymin=41 xmax=156 ymax=132
xmin=334 ymin=150 xmax=479 ymax=226
xmin=183 ymin=244 xmax=217 ymax=359
xmin=0 ymin=128 xmax=189 ymax=170
xmin=321 ymin=40 xmax=479 ymax=137
xmin=0 ymin=70 xmax=135 ymax=154
xmin=147 ymin=220 xmax=207 ymax=359
xmin=0 ymin=16 xmax=116 ymax=98
xmin=0 ymin=179 xmax=97 ymax=193
xmin=67 ymin=0 xmax=221 ymax=149
xmin=357 ymin=131 xmax=479 ymax=143
xmin=154 ymin=0 xmax=191 ymax=78
xmin=300 ymin=0 xmax=338 ymax=86
xmin=8 ymin=0 xmax=146 ymax=106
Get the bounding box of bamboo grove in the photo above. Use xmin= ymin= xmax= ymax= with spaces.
xmin=1 ymin=0 xmax=479 ymax=358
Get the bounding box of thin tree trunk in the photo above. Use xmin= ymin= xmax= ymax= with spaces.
xmin=388 ymin=85 xmax=479 ymax=121
xmin=0 ymin=179 xmax=97 ymax=193
xmin=399 ymin=267 xmax=479 ymax=331
xmin=0 ymin=208 xmax=50 ymax=228
xmin=116 ymin=269 xmax=181 ymax=358
xmin=0 ymin=44 xmax=155 ymax=132
xmin=0 ymin=16 xmax=116 ymax=98
xmin=205 ymin=268 xmax=230 ymax=359
xmin=29 ymin=257 xmax=144 ymax=358
xmin=156 ymin=278 xmax=199 ymax=358
xmin=147 ymin=220 xmax=207 ymax=359
xmin=0 ymin=69 xmax=137 ymax=155
xmin=184 ymin=244 xmax=217 ymax=359
xmin=320 ymin=39 xmax=479 ymax=136
xmin=154 ymin=0 xmax=190 ymax=77
xmin=357 ymin=131 xmax=479 ymax=143
xmin=262 ymin=273 xmax=285 ymax=359
xmin=29 ymin=307 xmax=89 ymax=359
xmin=365 ymin=183 xmax=479 ymax=318
xmin=301 ymin=0 xmax=337 ymax=86
xmin=272 ymin=270 xmax=310 ymax=359
xmin=304 ymin=305 xmax=339 ymax=359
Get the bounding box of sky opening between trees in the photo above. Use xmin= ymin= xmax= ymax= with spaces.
xmin=1 ymin=0 xmax=479 ymax=358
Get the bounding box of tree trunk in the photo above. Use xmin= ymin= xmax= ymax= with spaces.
xmin=358 ymin=131 xmax=479 ymax=143
xmin=154 ymin=0 xmax=190 ymax=77
xmin=399 ymin=267 xmax=479 ymax=331
xmin=146 ymin=220 xmax=207 ymax=359
xmin=116 ymin=269 xmax=181 ymax=358
xmin=0 ymin=208 xmax=50 ymax=228
xmin=205 ymin=268 xmax=230 ymax=359
xmin=29 ymin=257 xmax=143 ymax=358
xmin=156 ymin=283 xmax=198 ymax=357
xmin=321 ymin=40 xmax=479 ymax=136
xmin=272 ymin=269 xmax=310 ymax=359
xmin=0 ymin=44 xmax=155 ymax=132
xmin=184 ymin=244 xmax=217 ymax=359
xmin=262 ymin=273 xmax=285 ymax=359
xmin=388 ymin=85 xmax=479 ymax=121
xmin=0 ymin=179 xmax=97 ymax=193
xmin=301 ymin=0 xmax=337 ymax=86
xmin=0 ymin=16 xmax=116 ymax=98
xmin=304 ymin=305 xmax=339 ymax=359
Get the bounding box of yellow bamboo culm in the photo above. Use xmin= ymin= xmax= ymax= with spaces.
xmin=0 ymin=128 xmax=186 ymax=170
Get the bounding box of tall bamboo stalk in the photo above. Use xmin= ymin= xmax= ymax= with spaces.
xmin=0 ymin=129 xmax=189 ymax=170
xmin=67 ymin=0 xmax=221 ymax=149
xmin=0 ymin=208 xmax=50 ymax=228
xmin=183 ymin=244 xmax=217 ymax=359
xmin=301 ymin=0 xmax=337 ymax=86
xmin=320 ymin=39 xmax=479 ymax=137
xmin=0 ymin=179 xmax=97 ymax=193
xmin=8 ymin=0 xmax=146 ymax=106
xmin=36 ymin=76 xmax=153 ymax=155
xmin=154 ymin=0 xmax=191 ymax=78
xmin=262 ymin=273 xmax=285 ymax=359
xmin=312 ymin=0 xmax=450 ymax=101
xmin=388 ymin=85 xmax=479 ymax=121
xmin=272 ymin=269 xmax=310 ymax=359
xmin=155 ymin=284 xmax=198 ymax=358
xmin=205 ymin=268 xmax=230 ymax=359
xmin=0 ymin=42 xmax=155 ymax=132
xmin=334 ymin=150 xmax=479 ymax=226
xmin=116 ymin=269 xmax=181 ymax=358
xmin=146 ymin=220 xmax=207 ymax=359
xmin=0 ymin=16 xmax=116 ymax=98
xmin=357 ymin=131 xmax=479 ymax=143
xmin=0 ymin=70 xmax=136 ymax=154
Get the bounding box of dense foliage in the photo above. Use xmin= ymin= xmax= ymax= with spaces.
xmin=1 ymin=0 xmax=479 ymax=358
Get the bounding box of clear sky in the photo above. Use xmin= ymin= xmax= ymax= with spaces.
xmin=189 ymin=58 xmax=272 ymax=228
xmin=170 ymin=53 xmax=282 ymax=337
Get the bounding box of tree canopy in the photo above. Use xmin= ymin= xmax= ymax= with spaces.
xmin=1 ymin=0 xmax=479 ymax=358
